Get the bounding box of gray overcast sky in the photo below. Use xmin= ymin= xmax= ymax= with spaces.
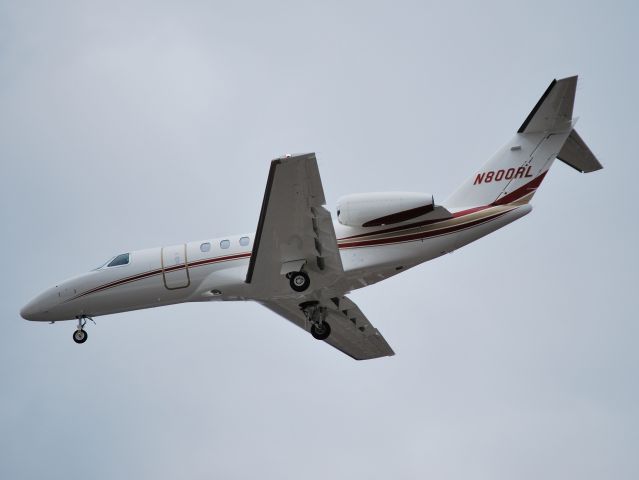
xmin=1 ymin=1 xmax=637 ymax=478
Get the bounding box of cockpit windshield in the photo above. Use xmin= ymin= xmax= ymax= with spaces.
xmin=108 ymin=253 xmax=130 ymax=267
xmin=94 ymin=253 xmax=130 ymax=270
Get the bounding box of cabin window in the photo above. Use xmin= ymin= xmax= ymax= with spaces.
xmin=220 ymin=239 xmax=230 ymax=249
xmin=107 ymin=253 xmax=130 ymax=267
xmin=239 ymin=236 xmax=250 ymax=247
xmin=200 ymin=242 xmax=211 ymax=252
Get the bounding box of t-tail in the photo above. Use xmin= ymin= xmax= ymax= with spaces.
xmin=444 ymin=76 xmax=603 ymax=211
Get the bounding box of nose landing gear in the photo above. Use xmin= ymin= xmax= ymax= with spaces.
xmin=73 ymin=329 xmax=87 ymax=344
xmin=73 ymin=316 xmax=94 ymax=344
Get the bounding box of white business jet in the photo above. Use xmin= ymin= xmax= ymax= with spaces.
xmin=21 ymin=76 xmax=602 ymax=360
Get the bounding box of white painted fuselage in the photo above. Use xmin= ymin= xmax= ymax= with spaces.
xmin=20 ymin=204 xmax=530 ymax=322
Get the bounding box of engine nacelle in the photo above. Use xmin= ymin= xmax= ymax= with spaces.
xmin=336 ymin=192 xmax=435 ymax=227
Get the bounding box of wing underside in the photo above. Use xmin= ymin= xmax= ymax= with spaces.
xmin=261 ymin=296 xmax=395 ymax=360
xmin=247 ymin=153 xmax=393 ymax=360
xmin=246 ymin=153 xmax=343 ymax=296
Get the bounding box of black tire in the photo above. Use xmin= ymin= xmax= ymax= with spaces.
xmin=310 ymin=322 xmax=331 ymax=340
xmin=73 ymin=329 xmax=88 ymax=344
xmin=289 ymin=271 xmax=310 ymax=292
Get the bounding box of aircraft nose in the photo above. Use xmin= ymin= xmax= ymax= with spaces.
xmin=20 ymin=300 xmax=43 ymax=321
xmin=20 ymin=290 xmax=55 ymax=321
xmin=20 ymin=284 xmax=82 ymax=322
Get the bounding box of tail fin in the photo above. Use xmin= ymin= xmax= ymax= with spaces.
xmin=445 ymin=76 xmax=602 ymax=210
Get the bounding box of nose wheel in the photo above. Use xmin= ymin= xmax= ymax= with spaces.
xmin=73 ymin=316 xmax=93 ymax=344
xmin=73 ymin=328 xmax=88 ymax=344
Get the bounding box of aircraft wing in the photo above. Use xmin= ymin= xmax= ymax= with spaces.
xmin=260 ymin=296 xmax=395 ymax=360
xmin=246 ymin=153 xmax=343 ymax=294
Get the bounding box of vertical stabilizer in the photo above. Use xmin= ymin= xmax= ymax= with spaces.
xmin=518 ymin=76 xmax=577 ymax=133
xmin=444 ymin=76 xmax=601 ymax=210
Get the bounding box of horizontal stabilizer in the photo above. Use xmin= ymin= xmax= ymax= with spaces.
xmin=518 ymin=76 xmax=577 ymax=133
xmin=557 ymin=128 xmax=603 ymax=173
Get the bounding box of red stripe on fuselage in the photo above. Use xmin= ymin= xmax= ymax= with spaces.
xmin=492 ymin=172 xmax=547 ymax=206
xmin=340 ymin=205 xmax=491 ymax=241
xmin=69 ymin=252 xmax=252 ymax=301
xmin=338 ymin=209 xmax=511 ymax=249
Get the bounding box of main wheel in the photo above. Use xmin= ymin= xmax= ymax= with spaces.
xmin=289 ymin=271 xmax=310 ymax=292
xmin=310 ymin=322 xmax=331 ymax=340
xmin=73 ymin=329 xmax=88 ymax=344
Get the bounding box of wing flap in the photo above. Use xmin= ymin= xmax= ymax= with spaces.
xmin=312 ymin=205 xmax=343 ymax=274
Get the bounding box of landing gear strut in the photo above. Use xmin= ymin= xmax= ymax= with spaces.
xmin=300 ymin=301 xmax=331 ymax=341
xmin=73 ymin=316 xmax=93 ymax=344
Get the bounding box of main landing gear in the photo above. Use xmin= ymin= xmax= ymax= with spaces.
xmin=300 ymin=301 xmax=331 ymax=341
xmin=310 ymin=322 xmax=331 ymax=340
xmin=288 ymin=271 xmax=310 ymax=292
xmin=73 ymin=316 xmax=94 ymax=344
